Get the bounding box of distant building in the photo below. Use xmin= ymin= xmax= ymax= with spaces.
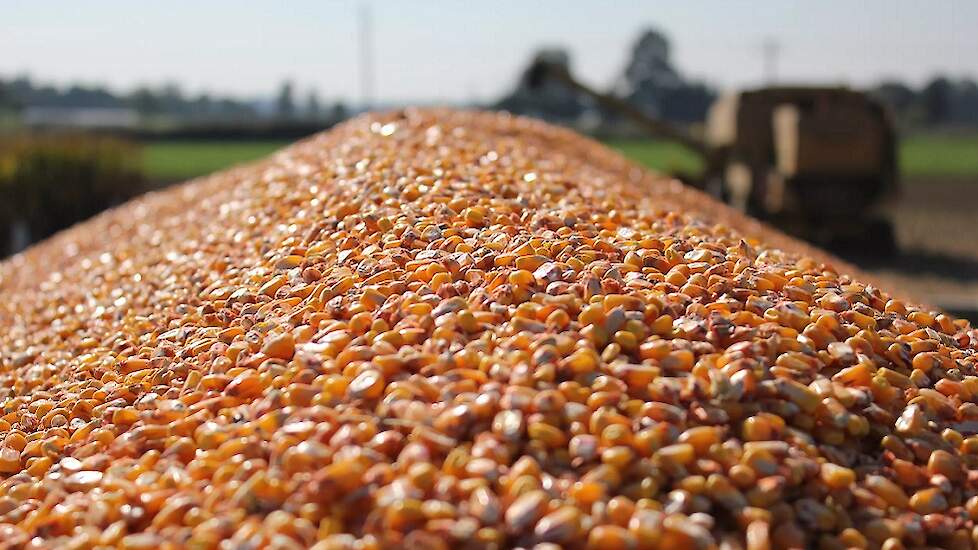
xmin=22 ymin=106 xmax=139 ymax=129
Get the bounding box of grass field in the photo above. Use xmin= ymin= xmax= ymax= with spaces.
xmin=608 ymin=135 xmax=978 ymax=180
xmin=605 ymin=139 xmax=704 ymax=175
xmin=141 ymin=134 xmax=978 ymax=182
xmin=142 ymin=140 xmax=287 ymax=181
xmin=899 ymin=134 xmax=978 ymax=178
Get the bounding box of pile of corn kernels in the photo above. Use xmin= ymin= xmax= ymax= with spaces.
xmin=1 ymin=110 xmax=977 ymax=550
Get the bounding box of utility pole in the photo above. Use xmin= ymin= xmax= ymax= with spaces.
xmin=762 ymin=37 xmax=780 ymax=85
xmin=359 ymin=3 xmax=374 ymax=111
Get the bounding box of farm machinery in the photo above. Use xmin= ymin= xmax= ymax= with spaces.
xmin=527 ymin=61 xmax=899 ymax=254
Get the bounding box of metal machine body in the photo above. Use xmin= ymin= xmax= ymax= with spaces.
xmin=528 ymin=60 xmax=898 ymax=252
xmin=704 ymin=87 xmax=897 ymax=249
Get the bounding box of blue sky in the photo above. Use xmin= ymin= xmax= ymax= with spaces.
xmin=2 ymin=1 xmax=976 ymax=105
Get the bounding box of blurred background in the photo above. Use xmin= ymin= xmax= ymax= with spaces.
xmin=1 ymin=1 xmax=976 ymax=318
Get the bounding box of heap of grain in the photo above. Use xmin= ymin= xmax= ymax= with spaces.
xmin=0 ymin=110 xmax=976 ymax=550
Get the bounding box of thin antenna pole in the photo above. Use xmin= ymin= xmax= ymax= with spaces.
xmin=359 ymin=3 xmax=374 ymax=110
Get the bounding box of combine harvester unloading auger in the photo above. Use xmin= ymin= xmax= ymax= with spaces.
xmin=0 ymin=110 xmax=975 ymax=549
xmin=527 ymin=60 xmax=899 ymax=255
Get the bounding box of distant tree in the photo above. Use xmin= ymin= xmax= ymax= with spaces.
xmin=215 ymin=98 xmax=256 ymax=118
xmin=159 ymin=83 xmax=186 ymax=115
xmin=658 ymin=82 xmax=715 ymax=123
xmin=59 ymin=85 xmax=120 ymax=108
xmin=0 ymin=73 xmax=282 ymax=123
xmin=921 ymin=76 xmax=952 ymax=125
xmin=306 ymin=89 xmax=321 ymax=118
xmin=870 ymin=81 xmax=921 ymax=127
xmin=613 ymin=28 xmax=715 ymax=123
xmin=330 ymin=101 xmax=349 ymax=122
xmin=872 ymin=81 xmax=916 ymax=114
xmin=496 ymin=49 xmax=591 ymax=122
xmin=129 ymin=87 xmax=161 ymax=114
xmin=194 ymin=93 xmax=213 ymax=115
xmin=8 ymin=77 xmax=34 ymax=100
xmin=870 ymin=78 xmax=978 ymax=128
xmin=617 ymin=29 xmax=682 ymax=96
xmin=276 ymin=81 xmax=295 ymax=119
xmin=947 ymin=78 xmax=978 ymax=126
xmin=0 ymin=78 xmax=24 ymax=111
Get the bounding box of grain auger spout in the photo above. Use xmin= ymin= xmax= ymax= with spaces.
xmin=526 ymin=59 xmax=711 ymax=157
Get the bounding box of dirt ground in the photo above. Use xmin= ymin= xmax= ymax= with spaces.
xmin=850 ymin=178 xmax=978 ymax=321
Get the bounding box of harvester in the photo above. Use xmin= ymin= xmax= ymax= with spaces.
xmin=527 ymin=61 xmax=899 ymax=254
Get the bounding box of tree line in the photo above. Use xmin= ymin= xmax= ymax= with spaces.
xmin=498 ymin=29 xmax=978 ymax=130
xmin=2 ymin=29 xmax=977 ymax=130
xmin=0 ymin=78 xmax=347 ymax=123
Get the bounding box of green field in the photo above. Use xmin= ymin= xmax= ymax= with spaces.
xmin=899 ymin=134 xmax=978 ymax=179
xmin=605 ymin=139 xmax=704 ymax=175
xmin=142 ymin=140 xmax=287 ymax=181
xmin=141 ymin=134 xmax=978 ymax=182
xmin=141 ymin=139 xmax=707 ymax=182
xmin=609 ymin=135 xmax=978 ymax=180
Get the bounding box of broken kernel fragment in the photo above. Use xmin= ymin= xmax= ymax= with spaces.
xmin=0 ymin=110 xmax=976 ymax=548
